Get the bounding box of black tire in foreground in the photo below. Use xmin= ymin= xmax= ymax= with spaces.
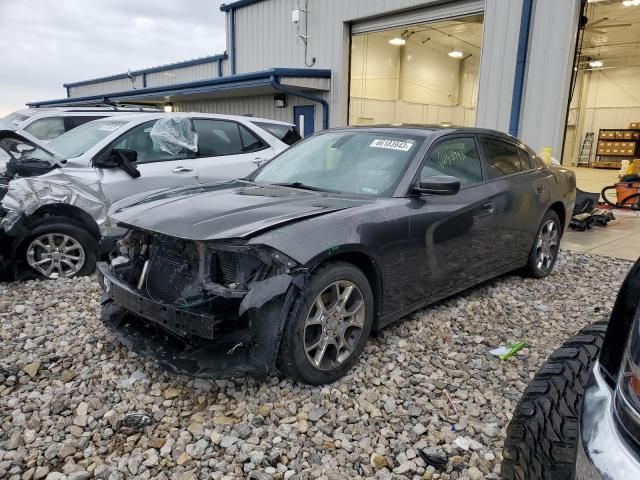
xmin=502 ymin=321 xmax=608 ymax=480
xmin=15 ymin=217 xmax=98 ymax=280
xmin=525 ymin=209 xmax=562 ymax=278
xmin=278 ymin=262 xmax=375 ymax=385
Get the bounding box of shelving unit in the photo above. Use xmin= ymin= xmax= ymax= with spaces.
xmin=594 ymin=126 xmax=640 ymax=169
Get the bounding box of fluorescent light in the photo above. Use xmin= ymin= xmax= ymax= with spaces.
xmin=163 ymin=104 xmax=174 ymax=112
xmin=389 ymin=37 xmax=406 ymax=46
xmin=623 ymin=0 xmax=640 ymax=5
xmin=589 ymin=60 xmax=604 ymax=68
xmin=448 ymin=50 xmax=464 ymax=58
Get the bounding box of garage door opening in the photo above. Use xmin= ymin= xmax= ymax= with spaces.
xmin=563 ymin=0 xmax=640 ymax=170
xmin=348 ymin=14 xmax=484 ymax=127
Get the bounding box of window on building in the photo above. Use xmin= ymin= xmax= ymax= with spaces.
xmin=480 ymin=137 xmax=524 ymax=179
xmin=421 ymin=137 xmax=483 ymax=187
xmin=194 ymin=119 xmax=267 ymax=156
xmin=349 ymin=14 xmax=484 ymax=127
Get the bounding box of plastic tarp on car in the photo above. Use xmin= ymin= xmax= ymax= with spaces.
xmin=150 ymin=117 xmax=198 ymax=155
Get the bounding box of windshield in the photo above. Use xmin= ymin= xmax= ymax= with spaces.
xmin=47 ymin=119 xmax=127 ymax=158
xmin=252 ymin=131 xmax=422 ymax=196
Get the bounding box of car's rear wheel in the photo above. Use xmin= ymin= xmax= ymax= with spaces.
xmin=278 ymin=262 xmax=374 ymax=385
xmin=502 ymin=322 xmax=607 ymax=480
xmin=526 ymin=210 xmax=561 ymax=278
xmin=16 ymin=217 xmax=98 ymax=279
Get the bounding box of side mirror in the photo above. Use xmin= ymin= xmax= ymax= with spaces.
xmin=95 ymin=149 xmax=137 ymax=168
xmin=413 ymin=175 xmax=461 ymax=196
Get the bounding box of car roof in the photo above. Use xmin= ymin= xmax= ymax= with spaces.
xmin=90 ymin=112 xmax=296 ymax=126
xmin=329 ymin=124 xmax=522 ymax=142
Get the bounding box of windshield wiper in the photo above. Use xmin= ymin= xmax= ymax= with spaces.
xmin=272 ymin=182 xmax=325 ymax=192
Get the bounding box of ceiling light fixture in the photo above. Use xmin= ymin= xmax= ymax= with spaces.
xmin=589 ymin=60 xmax=604 ymax=68
xmin=623 ymin=0 xmax=640 ymax=6
xmin=389 ymin=37 xmax=406 ymax=46
xmin=448 ymin=50 xmax=464 ymax=58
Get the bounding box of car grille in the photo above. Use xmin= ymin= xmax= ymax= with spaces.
xmin=145 ymin=240 xmax=201 ymax=304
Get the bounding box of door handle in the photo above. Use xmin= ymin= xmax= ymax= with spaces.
xmin=536 ymin=184 xmax=546 ymax=194
xmin=172 ymin=166 xmax=193 ymax=173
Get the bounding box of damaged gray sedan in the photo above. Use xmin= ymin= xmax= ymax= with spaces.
xmin=99 ymin=126 xmax=576 ymax=384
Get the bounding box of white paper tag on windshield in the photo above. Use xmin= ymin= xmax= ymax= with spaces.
xmin=99 ymin=124 xmax=121 ymax=132
xmin=370 ymin=139 xmax=413 ymax=152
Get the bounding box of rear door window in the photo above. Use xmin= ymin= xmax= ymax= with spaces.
xmin=23 ymin=117 xmax=66 ymax=141
xmin=252 ymin=121 xmax=301 ymax=145
xmin=480 ymin=137 xmax=524 ymax=179
xmin=194 ymin=119 xmax=267 ymax=156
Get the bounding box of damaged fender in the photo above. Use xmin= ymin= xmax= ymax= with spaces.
xmin=0 ymin=173 xmax=109 ymax=234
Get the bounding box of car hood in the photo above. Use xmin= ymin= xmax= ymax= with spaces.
xmin=109 ymin=181 xmax=375 ymax=241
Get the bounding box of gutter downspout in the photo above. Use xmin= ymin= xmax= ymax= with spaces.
xmin=269 ymin=75 xmax=329 ymax=130
xmin=229 ymin=8 xmax=237 ymax=75
xmin=508 ymin=0 xmax=534 ymax=137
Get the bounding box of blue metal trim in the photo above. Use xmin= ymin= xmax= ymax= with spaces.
xmin=230 ymin=8 xmax=237 ymax=75
xmin=509 ymin=0 xmax=534 ymax=137
xmin=29 ymin=68 xmax=332 ymax=107
xmin=217 ymin=59 xmax=223 ymax=77
xmin=63 ymin=54 xmax=229 ymax=88
xmin=220 ymin=0 xmax=263 ymax=12
xmin=269 ymin=75 xmax=329 ymax=130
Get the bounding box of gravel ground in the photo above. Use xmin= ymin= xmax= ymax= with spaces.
xmin=0 ymin=251 xmax=633 ymax=480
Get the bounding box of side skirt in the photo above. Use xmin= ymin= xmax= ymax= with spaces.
xmin=375 ymin=259 xmax=528 ymax=330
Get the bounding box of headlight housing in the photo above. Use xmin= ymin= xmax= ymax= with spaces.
xmin=615 ymin=310 xmax=640 ymax=445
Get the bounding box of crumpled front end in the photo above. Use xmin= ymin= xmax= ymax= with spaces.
xmin=0 ymin=173 xmax=109 ymax=234
xmin=98 ymin=229 xmax=306 ymax=378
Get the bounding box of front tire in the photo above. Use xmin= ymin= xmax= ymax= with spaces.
xmin=502 ymin=322 xmax=607 ymax=480
xmin=16 ymin=217 xmax=98 ymax=280
xmin=278 ymin=262 xmax=374 ymax=385
xmin=525 ymin=210 xmax=561 ymax=278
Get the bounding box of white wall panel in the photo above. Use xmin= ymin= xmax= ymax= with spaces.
xmin=69 ymin=77 xmax=142 ymax=97
xmin=519 ymin=0 xmax=581 ymax=155
xmin=145 ymin=62 xmax=219 ymax=87
xmin=174 ymin=93 xmax=328 ymax=132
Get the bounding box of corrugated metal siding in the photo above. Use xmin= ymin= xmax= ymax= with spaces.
xmin=145 ymin=62 xmax=219 ymax=87
xmin=69 ymin=77 xmax=142 ymax=97
xmin=174 ymin=93 xmax=328 ymax=130
xmin=279 ymin=77 xmax=330 ymax=90
xmin=519 ymin=0 xmax=581 ymax=154
xmin=474 ymin=0 xmax=522 ymax=132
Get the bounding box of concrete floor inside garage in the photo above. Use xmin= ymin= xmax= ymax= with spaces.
xmin=561 ymin=166 xmax=640 ymax=261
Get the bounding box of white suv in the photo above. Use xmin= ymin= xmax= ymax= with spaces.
xmin=0 ymin=113 xmax=295 ymax=279
xmin=3 ymin=106 xmax=161 ymax=142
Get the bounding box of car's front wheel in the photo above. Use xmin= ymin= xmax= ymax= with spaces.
xmin=16 ymin=217 xmax=98 ymax=280
xmin=502 ymin=321 xmax=607 ymax=480
xmin=278 ymin=262 xmax=374 ymax=385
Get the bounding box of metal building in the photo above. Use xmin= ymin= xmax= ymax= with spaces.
xmin=29 ymin=0 xmax=583 ymax=158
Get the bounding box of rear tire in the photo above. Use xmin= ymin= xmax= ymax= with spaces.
xmin=525 ymin=210 xmax=561 ymax=278
xmin=502 ymin=322 xmax=607 ymax=480
xmin=15 ymin=217 xmax=98 ymax=280
xmin=278 ymin=262 xmax=374 ymax=385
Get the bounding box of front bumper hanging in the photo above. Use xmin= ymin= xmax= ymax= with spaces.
xmin=97 ymin=261 xmax=301 ymax=379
